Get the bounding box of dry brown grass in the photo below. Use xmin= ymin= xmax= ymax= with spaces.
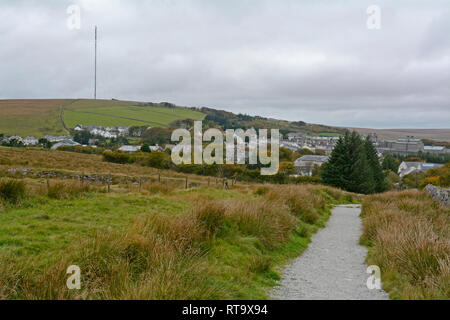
xmin=0 ymin=182 xmax=351 ymax=300
xmin=361 ymin=190 xmax=450 ymax=299
xmin=0 ymin=147 xmax=231 ymax=186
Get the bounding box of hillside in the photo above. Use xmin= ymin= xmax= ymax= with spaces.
xmin=0 ymin=99 xmax=205 ymax=137
xmin=1 ymin=99 xmax=448 ymax=141
xmin=346 ymin=127 xmax=450 ymax=142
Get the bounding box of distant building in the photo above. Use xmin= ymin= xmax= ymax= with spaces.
xmin=423 ymin=146 xmax=447 ymax=155
xmin=377 ymin=136 xmax=424 ymax=155
xmin=287 ymin=132 xmax=306 ymax=141
xmin=294 ymin=155 xmax=329 ymax=176
xmin=118 ymin=145 xmax=142 ymax=153
xmin=6 ymin=135 xmax=23 ymax=143
xmin=149 ymin=144 xmax=163 ymax=152
xmin=44 ymin=135 xmax=70 ymax=143
xmin=23 ymin=136 xmax=39 ymax=146
xmin=74 ymin=124 xmax=84 ymax=131
xmin=117 ymin=126 xmax=129 ymax=137
xmin=398 ymin=161 xmax=444 ymax=178
xmin=280 ymin=140 xmax=300 ymax=152
xmin=51 ymin=139 xmax=81 ymax=150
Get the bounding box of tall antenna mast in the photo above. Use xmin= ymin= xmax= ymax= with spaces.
xmin=94 ymin=26 xmax=98 ymax=100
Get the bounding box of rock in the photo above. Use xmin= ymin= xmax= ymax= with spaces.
xmin=426 ymin=184 xmax=450 ymax=208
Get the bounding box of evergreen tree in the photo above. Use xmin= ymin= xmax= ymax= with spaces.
xmin=321 ymin=131 xmax=386 ymax=194
xmin=141 ymin=143 xmax=151 ymax=153
xmin=382 ymin=154 xmax=400 ymax=172
xmin=364 ymin=137 xmax=386 ymax=193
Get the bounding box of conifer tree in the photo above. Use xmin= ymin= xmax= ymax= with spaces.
xmin=321 ymin=131 xmax=386 ymax=194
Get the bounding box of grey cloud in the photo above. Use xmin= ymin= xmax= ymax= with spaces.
xmin=0 ymin=0 xmax=449 ymax=128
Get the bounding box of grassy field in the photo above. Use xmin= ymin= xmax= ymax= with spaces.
xmin=0 ymin=99 xmax=71 ymax=137
xmin=63 ymin=99 xmax=205 ymax=129
xmin=361 ymin=190 xmax=450 ymax=299
xmin=0 ymin=146 xmax=360 ymax=299
xmin=0 ymin=99 xmax=205 ymax=138
xmin=0 ymin=171 xmax=356 ymax=299
xmin=0 ymin=147 xmax=217 ymax=186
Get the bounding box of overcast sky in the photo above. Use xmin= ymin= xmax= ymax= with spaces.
xmin=0 ymin=0 xmax=449 ymax=128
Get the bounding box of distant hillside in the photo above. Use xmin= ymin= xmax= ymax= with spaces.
xmin=0 ymin=99 xmax=71 ymax=137
xmin=0 ymin=99 xmax=205 ymax=137
xmin=346 ymin=127 xmax=450 ymax=142
xmin=198 ymin=107 xmax=345 ymax=137
xmin=1 ymin=99 xmax=448 ymax=141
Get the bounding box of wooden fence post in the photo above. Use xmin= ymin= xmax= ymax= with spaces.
xmin=185 ymin=176 xmax=188 ymax=189
xmin=139 ymin=178 xmax=142 ymax=192
xmin=158 ymin=173 xmax=161 ymax=184
xmin=46 ymin=179 xmax=50 ymax=195
xmin=107 ymin=173 xmax=111 ymax=193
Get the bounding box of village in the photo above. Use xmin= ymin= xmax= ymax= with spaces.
xmin=1 ymin=124 xmax=448 ymax=181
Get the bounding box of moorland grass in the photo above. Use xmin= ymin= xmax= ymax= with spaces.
xmin=0 ymin=179 xmax=355 ymax=299
xmin=361 ymin=190 xmax=450 ymax=300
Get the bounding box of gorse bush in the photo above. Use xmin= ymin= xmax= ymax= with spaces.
xmin=0 ymin=178 xmax=26 ymax=204
xmin=361 ymin=190 xmax=450 ymax=299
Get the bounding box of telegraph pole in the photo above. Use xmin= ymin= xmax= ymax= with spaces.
xmin=94 ymin=26 xmax=97 ymax=100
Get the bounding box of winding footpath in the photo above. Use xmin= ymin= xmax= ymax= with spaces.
xmin=271 ymin=205 xmax=389 ymax=300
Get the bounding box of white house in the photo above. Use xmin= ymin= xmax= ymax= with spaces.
xmin=117 ymin=126 xmax=129 ymax=137
xmin=294 ymin=155 xmax=329 ymax=176
xmin=74 ymin=124 xmax=84 ymax=131
xmin=23 ymin=136 xmax=39 ymax=146
xmin=118 ymin=145 xmax=142 ymax=153
xmin=6 ymin=135 xmax=23 ymax=143
xmin=51 ymin=139 xmax=80 ymax=150
xmin=398 ymin=161 xmax=444 ymax=178
xmin=150 ymin=144 xmax=163 ymax=152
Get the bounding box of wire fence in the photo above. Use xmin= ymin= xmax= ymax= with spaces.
xmin=0 ymin=167 xmax=240 ymax=195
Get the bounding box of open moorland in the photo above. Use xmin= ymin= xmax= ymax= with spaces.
xmin=0 ymin=147 xmax=358 ymax=299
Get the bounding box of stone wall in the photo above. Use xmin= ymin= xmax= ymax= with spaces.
xmin=425 ymin=184 xmax=450 ymax=208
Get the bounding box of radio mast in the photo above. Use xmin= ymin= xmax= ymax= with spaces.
xmin=94 ymin=26 xmax=98 ymax=100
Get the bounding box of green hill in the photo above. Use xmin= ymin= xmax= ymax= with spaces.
xmin=0 ymin=99 xmax=205 ymax=137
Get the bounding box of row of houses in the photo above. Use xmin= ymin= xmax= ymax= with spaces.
xmin=284 ymin=133 xmax=340 ymax=154
xmin=0 ymin=134 xmax=80 ymax=149
xmin=0 ymin=135 xmax=39 ymax=146
xmin=74 ymin=125 xmax=151 ymax=138
xmin=74 ymin=125 xmax=129 ymax=139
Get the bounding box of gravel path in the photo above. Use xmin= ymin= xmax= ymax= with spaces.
xmin=271 ymin=205 xmax=389 ymax=300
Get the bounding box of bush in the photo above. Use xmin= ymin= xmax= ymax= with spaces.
xmin=102 ymin=151 xmax=135 ymax=164
xmin=0 ymin=179 xmax=26 ymax=204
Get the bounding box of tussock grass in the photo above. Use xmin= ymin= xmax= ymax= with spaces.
xmin=43 ymin=181 xmax=94 ymax=200
xmin=0 ymin=179 xmax=355 ymax=300
xmin=361 ymin=190 xmax=450 ymax=299
xmin=0 ymin=178 xmax=26 ymax=205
